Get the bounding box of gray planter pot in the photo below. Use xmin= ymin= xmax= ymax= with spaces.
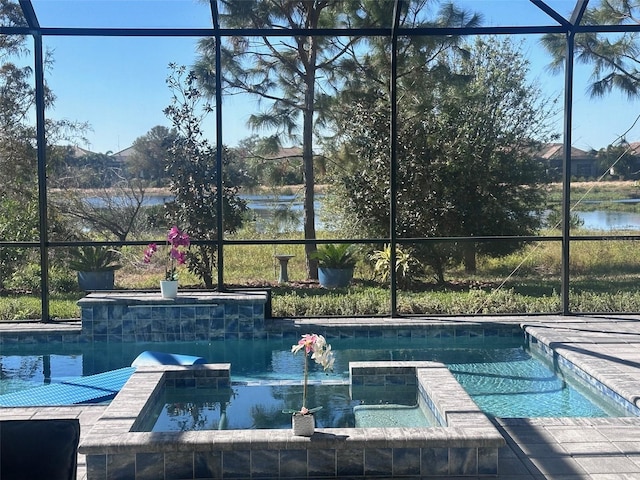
xmin=77 ymin=271 xmax=115 ymax=291
xmin=318 ymin=267 xmax=354 ymax=288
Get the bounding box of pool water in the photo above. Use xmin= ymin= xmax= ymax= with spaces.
xmin=141 ymin=383 xmax=435 ymax=432
xmin=449 ymin=348 xmax=625 ymax=417
xmin=0 ymin=336 xmax=629 ymax=417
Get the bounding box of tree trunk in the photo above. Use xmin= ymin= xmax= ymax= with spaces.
xmin=303 ymin=38 xmax=318 ymax=280
xmin=463 ymin=242 xmax=477 ymax=273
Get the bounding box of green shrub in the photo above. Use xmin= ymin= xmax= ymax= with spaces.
xmin=0 ymin=298 xmax=39 ymax=321
xmin=5 ymin=263 xmax=76 ymax=294
xmin=273 ymin=287 xmax=390 ymax=316
xmin=5 ymin=263 xmax=42 ymax=293
xmin=0 ymin=293 xmax=83 ymax=321
xmin=49 ymin=265 xmax=78 ymax=293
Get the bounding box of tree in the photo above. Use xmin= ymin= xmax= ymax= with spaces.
xmin=319 ymin=0 xmax=481 ymax=242
xmin=50 ymin=175 xmax=151 ymax=242
xmin=235 ymin=136 xmax=305 ymax=188
xmin=541 ymin=1 xmax=640 ymax=99
xmin=0 ymin=1 xmax=86 ymax=286
xmin=0 ymin=61 xmax=39 ymax=198
xmin=164 ymin=65 xmax=247 ymax=289
xmin=596 ymin=141 xmax=640 ymax=179
xmin=126 ymin=125 xmax=178 ymax=185
xmin=195 ymin=1 xmax=482 ymax=279
xmin=328 ymin=37 xmax=555 ymax=283
xmin=49 ymin=148 xmax=121 ymax=189
xmin=194 ymin=0 xmax=378 ymax=280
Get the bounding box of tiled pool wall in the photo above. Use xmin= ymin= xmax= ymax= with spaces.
xmin=78 ymin=291 xmax=522 ymax=343
xmin=77 ymin=292 xmax=269 ymax=343
xmin=0 ymin=289 xmax=526 ymax=345
xmin=525 ymin=330 xmax=640 ymax=417
xmin=77 ymin=291 xmax=525 ymax=344
xmin=0 ymin=322 xmax=525 ymax=345
xmin=79 ymin=362 xmax=504 ymax=479
xmin=350 ymin=364 xmax=425 ymax=416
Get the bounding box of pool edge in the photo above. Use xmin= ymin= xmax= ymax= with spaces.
xmin=79 ymin=362 xmax=504 ymax=478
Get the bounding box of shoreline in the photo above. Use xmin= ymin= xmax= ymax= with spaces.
xmin=50 ymin=184 xmax=329 ymax=197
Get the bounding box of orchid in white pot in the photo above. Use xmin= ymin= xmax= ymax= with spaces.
xmin=143 ymin=226 xmax=190 ymax=281
xmin=283 ymin=333 xmax=335 ymax=435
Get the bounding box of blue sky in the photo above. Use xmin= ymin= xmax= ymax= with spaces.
xmin=42 ymin=33 xmax=258 ymax=153
xmin=25 ymin=0 xmax=640 ymax=153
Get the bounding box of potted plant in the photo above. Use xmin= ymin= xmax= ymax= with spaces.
xmin=68 ymin=246 xmax=122 ymax=291
xmin=311 ymin=243 xmax=357 ymax=288
xmin=283 ymin=333 xmax=335 ymax=436
xmin=143 ymin=226 xmax=190 ymax=299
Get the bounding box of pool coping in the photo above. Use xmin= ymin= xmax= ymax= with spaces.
xmin=78 ymin=362 xmax=505 ymax=478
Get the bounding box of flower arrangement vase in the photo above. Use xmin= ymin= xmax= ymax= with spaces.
xmin=292 ymin=413 xmax=314 ymax=437
xmin=160 ymin=280 xmax=178 ymax=299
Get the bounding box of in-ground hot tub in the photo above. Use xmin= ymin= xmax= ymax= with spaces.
xmin=79 ymin=362 xmax=505 ymax=479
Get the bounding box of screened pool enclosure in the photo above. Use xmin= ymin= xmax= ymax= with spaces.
xmin=2 ymin=0 xmax=640 ymax=320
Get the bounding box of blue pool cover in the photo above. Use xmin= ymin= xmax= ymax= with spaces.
xmin=0 ymin=367 xmax=136 ymax=407
xmin=131 ymin=351 xmax=207 ymax=367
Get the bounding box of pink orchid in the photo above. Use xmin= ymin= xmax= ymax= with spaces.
xmin=292 ymin=334 xmax=319 ymax=355
xmin=143 ymin=243 xmax=157 ymax=263
xmin=143 ymin=226 xmax=190 ymax=280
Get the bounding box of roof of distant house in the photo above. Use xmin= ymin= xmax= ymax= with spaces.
xmin=627 ymin=141 xmax=640 ymax=155
xmin=535 ymin=143 xmax=592 ymax=159
xmin=265 ymin=146 xmax=303 ymax=159
xmin=66 ymin=145 xmax=96 ymax=158
xmin=111 ymin=146 xmax=137 ymax=160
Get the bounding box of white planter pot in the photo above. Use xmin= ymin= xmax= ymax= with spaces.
xmin=292 ymin=414 xmax=314 ymax=437
xmin=160 ymin=280 xmax=178 ymax=299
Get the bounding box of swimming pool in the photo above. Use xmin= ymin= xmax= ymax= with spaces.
xmin=0 ymin=334 xmax=628 ymax=417
xmin=139 ymin=382 xmax=436 ymax=432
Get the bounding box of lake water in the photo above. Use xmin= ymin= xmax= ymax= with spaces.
xmin=575 ymin=210 xmax=640 ymax=231
xmin=84 ymin=194 xmax=640 ymax=232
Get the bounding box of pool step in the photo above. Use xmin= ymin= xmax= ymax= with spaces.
xmin=0 ymin=367 xmax=136 ymax=407
xmin=353 ymin=404 xmax=432 ymax=428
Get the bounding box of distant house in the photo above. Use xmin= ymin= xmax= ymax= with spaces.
xmin=66 ymin=145 xmax=96 ymax=158
xmin=535 ymin=143 xmax=598 ymax=180
xmin=627 ymin=141 xmax=640 ymax=156
xmin=111 ymin=146 xmax=136 ymax=165
xmin=65 ymin=145 xmax=123 ymax=165
xmin=268 ymin=146 xmax=303 ymax=160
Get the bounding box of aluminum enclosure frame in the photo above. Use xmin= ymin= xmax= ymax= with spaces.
xmin=0 ymin=0 xmax=634 ymax=319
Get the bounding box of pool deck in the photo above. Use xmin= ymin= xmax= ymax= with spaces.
xmin=3 ymin=314 xmax=640 ymax=479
